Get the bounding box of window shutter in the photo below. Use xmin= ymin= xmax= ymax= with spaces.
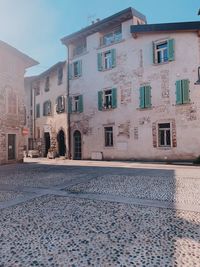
xmin=152 ymin=41 xmax=156 ymax=64
xmin=144 ymin=85 xmax=151 ymax=108
xmin=176 ymin=80 xmax=182 ymax=104
xmin=139 ymin=86 xmax=145 ymax=108
xmin=167 ymin=39 xmax=175 ymax=61
xmin=56 ymin=97 xmax=59 ymax=112
xmin=98 ymin=91 xmax=103 ymax=111
xmin=78 ymin=60 xmax=82 ymax=77
xmin=43 ymin=103 xmax=45 ymax=116
xmin=68 ymin=97 xmax=72 ymax=113
xmin=69 ymin=64 xmax=73 ymax=79
xmin=48 ymin=101 xmax=51 ymax=115
xmin=78 ymin=95 xmax=83 ymax=113
xmin=62 ymin=96 xmax=65 ymax=111
xmin=97 ymin=53 xmax=103 ymax=71
xmin=111 ymin=88 xmax=117 ymax=108
xmin=182 ymin=79 xmax=189 ymax=104
xmin=111 ymin=49 xmax=116 ymax=68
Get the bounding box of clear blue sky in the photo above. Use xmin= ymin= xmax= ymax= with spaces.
xmin=0 ymin=0 xmax=199 ymax=76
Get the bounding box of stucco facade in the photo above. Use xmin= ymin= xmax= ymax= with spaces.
xmin=0 ymin=41 xmax=37 ymax=164
xmin=26 ymin=62 xmax=68 ymax=157
xmin=61 ymin=8 xmax=200 ymax=161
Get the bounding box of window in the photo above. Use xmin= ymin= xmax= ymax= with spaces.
xmin=68 ymin=95 xmax=83 ymax=113
xmin=56 ymin=96 xmax=65 ymax=113
xmin=139 ymin=85 xmax=151 ymax=109
xmin=105 ymin=127 xmax=113 ymax=147
xmin=34 ymin=81 xmax=40 ymax=96
xmin=158 ymin=123 xmax=171 ymax=147
xmin=45 ymin=76 xmax=50 ymax=92
xmin=57 ymin=67 xmax=63 ymax=85
xmin=97 ymin=49 xmax=116 ymax=71
xmin=69 ymin=60 xmax=82 ymax=79
xmin=36 ymin=104 xmax=40 ymax=118
xmin=73 ymin=39 xmax=86 ymax=57
xmin=98 ymin=88 xmax=117 ymax=110
xmin=100 ymin=26 xmax=122 ymax=46
xmin=153 ymin=39 xmax=174 ymax=64
xmin=176 ymin=79 xmax=190 ymax=105
xmin=43 ymin=100 xmax=51 ymax=116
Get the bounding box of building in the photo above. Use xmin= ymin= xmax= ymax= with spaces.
xmin=60 ymin=7 xmax=200 ymax=161
xmin=25 ymin=61 xmax=68 ymax=157
xmin=0 ymin=40 xmax=38 ymax=164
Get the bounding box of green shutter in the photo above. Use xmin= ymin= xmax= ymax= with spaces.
xmin=69 ymin=64 xmax=73 ymax=79
xmin=111 ymin=49 xmax=116 ymax=68
xmin=78 ymin=95 xmax=83 ymax=113
xmin=182 ymin=79 xmax=190 ymax=104
xmin=144 ymin=85 xmax=151 ymax=108
xmin=139 ymin=86 xmax=145 ymax=108
xmin=78 ymin=60 xmax=82 ymax=77
xmin=68 ymin=97 xmax=72 ymax=113
xmin=111 ymin=88 xmax=117 ymax=108
xmin=152 ymin=41 xmax=156 ymax=64
xmin=97 ymin=53 xmax=103 ymax=71
xmin=98 ymin=91 xmax=103 ymax=111
xmin=176 ymin=80 xmax=182 ymax=104
xmin=167 ymin=39 xmax=175 ymax=61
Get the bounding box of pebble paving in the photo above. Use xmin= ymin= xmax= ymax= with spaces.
xmin=0 ymin=195 xmax=200 ymax=267
xmin=66 ymin=175 xmax=200 ymax=206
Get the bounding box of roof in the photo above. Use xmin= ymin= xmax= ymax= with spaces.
xmin=61 ymin=7 xmax=146 ymax=45
xmin=38 ymin=61 xmax=66 ymax=78
xmin=0 ymin=40 xmax=38 ymax=68
xmin=131 ymin=21 xmax=200 ymax=35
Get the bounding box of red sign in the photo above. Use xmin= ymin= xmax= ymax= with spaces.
xmin=22 ymin=128 xmax=29 ymax=136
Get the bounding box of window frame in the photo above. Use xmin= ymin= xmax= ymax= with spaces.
xmin=158 ymin=123 xmax=172 ymax=147
xmin=57 ymin=66 xmax=63 ymax=85
xmin=43 ymin=100 xmax=51 ymax=116
xmin=104 ymin=126 xmax=114 ymax=147
xmin=153 ymin=39 xmax=174 ymax=64
xmin=56 ymin=96 xmax=65 ymax=113
xmin=44 ymin=76 xmax=50 ymax=92
xmin=100 ymin=26 xmax=122 ymax=47
xmin=36 ymin=103 xmax=40 ymax=118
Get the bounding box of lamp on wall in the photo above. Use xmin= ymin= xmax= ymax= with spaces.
xmin=195 ymin=66 xmax=200 ymax=85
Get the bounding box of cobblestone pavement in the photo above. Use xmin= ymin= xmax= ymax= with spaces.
xmin=0 ymin=159 xmax=200 ymax=266
xmin=66 ymin=175 xmax=200 ymax=206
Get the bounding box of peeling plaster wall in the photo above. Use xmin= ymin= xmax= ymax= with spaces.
xmin=69 ymin=18 xmax=200 ymax=161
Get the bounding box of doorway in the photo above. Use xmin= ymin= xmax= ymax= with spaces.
xmin=73 ymin=130 xmax=82 ymax=160
xmin=44 ymin=132 xmax=50 ymax=157
xmin=57 ymin=130 xmax=66 ymax=156
xmin=8 ymin=134 xmax=16 ymax=160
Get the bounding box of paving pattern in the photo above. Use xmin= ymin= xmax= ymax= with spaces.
xmin=66 ymin=174 xmax=200 ymax=206
xmin=0 ymin=195 xmax=200 ymax=267
xmin=0 ymin=159 xmax=200 ymax=266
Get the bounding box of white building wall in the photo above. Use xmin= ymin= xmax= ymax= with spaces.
xmin=68 ymin=19 xmax=200 ymax=161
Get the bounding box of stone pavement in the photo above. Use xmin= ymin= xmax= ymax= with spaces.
xmin=0 ymin=158 xmax=200 ymax=266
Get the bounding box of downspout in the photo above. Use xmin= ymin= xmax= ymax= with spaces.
xmin=67 ymin=46 xmax=72 ymax=159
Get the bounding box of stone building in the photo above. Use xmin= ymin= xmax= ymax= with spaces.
xmin=60 ymin=7 xmax=200 ymax=161
xmin=0 ymin=40 xmax=38 ymax=164
xmin=25 ymin=61 xmax=68 ymax=157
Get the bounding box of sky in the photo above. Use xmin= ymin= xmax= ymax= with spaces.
xmin=0 ymin=0 xmax=199 ymax=76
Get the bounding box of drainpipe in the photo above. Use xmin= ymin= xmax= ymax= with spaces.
xmin=67 ymin=46 xmax=72 ymax=159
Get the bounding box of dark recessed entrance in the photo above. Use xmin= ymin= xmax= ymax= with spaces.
xmin=44 ymin=132 xmax=50 ymax=157
xmin=73 ymin=130 xmax=82 ymax=160
xmin=8 ymin=134 xmax=16 ymax=160
xmin=57 ymin=130 xmax=66 ymax=156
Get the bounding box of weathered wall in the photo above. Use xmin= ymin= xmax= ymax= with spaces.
xmin=0 ymin=44 xmax=29 ymax=164
xmin=68 ymin=18 xmax=200 ymax=161
xmin=34 ymin=63 xmax=68 ymax=156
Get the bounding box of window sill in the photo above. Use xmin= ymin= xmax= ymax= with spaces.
xmin=99 ymin=66 xmax=115 ymax=72
xmin=104 ymin=146 xmax=114 ymax=149
xmin=97 ymin=39 xmax=125 ymax=50
xmin=137 ymin=107 xmax=153 ymax=111
xmin=156 ymin=146 xmax=172 ymax=150
xmin=174 ymin=102 xmax=191 ymax=106
xmin=153 ymin=61 xmax=170 ymax=66
xmin=70 ymin=75 xmax=82 ymax=80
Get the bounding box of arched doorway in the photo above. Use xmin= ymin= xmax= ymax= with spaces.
xmin=73 ymin=130 xmax=82 ymax=160
xmin=57 ymin=130 xmax=66 ymax=156
xmin=44 ymin=132 xmax=50 ymax=157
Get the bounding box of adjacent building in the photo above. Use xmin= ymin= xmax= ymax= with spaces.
xmin=25 ymin=61 xmax=68 ymax=157
xmin=0 ymin=40 xmax=38 ymax=164
xmin=60 ymin=7 xmax=200 ymax=161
